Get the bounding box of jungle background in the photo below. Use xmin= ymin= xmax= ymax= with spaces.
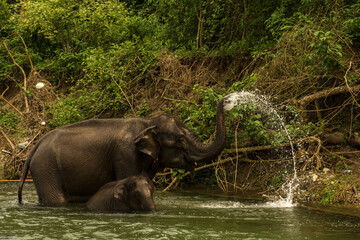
xmin=1 ymin=0 xmax=360 ymax=206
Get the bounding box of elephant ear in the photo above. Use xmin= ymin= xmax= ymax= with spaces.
xmin=113 ymin=185 xmax=126 ymax=200
xmin=134 ymin=126 xmax=160 ymax=160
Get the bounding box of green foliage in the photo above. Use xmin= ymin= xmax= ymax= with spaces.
xmin=320 ymin=180 xmax=341 ymax=205
xmin=335 ymin=160 xmax=348 ymax=172
xmin=136 ymin=100 xmax=151 ymax=117
xmin=286 ymin=118 xmax=324 ymax=139
xmin=47 ymin=88 xmax=126 ymax=128
xmin=0 ymin=0 xmax=12 ymax=36
xmin=227 ymin=74 xmax=257 ymax=92
xmin=14 ymin=1 xmax=129 ymax=51
xmin=267 ymin=13 xmax=342 ymax=73
xmin=266 ymin=1 xmax=360 ymax=71
xmin=177 ymin=84 xmax=225 ymax=140
xmin=172 ymin=169 xmax=185 ymax=180
xmin=271 ymin=168 xmax=287 ymax=188
xmin=148 ymin=0 xmax=280 ymax=52
xmin=0 ymin=110 xmax=20 ymax=133
xmin=11 ymin=0 xmax=159 ymax=76
xmin=318 ymin=173 xmax=358 ymax=205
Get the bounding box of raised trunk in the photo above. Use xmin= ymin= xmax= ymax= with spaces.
xmin=186 ymin=98 xmax=226 ymax=162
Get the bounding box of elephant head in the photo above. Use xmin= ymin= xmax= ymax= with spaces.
xmin=114 ymin=175 xmax=156 ymax=211
xmin=134 ymin=97 xmax=228 ymax=171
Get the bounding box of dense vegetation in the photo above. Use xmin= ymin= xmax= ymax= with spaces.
xmin=1 ymin=0 xmax=360 ymax=205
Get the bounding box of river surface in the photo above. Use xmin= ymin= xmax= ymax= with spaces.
xmin=1 ymin=183 xmax=359 ymax=239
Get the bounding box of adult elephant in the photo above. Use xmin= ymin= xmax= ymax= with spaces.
xmin=18 ymin=96 xmax=230 ymax=206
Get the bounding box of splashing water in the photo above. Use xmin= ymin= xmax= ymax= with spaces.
xmin=224 ymin=91 xmax=298 ymax=206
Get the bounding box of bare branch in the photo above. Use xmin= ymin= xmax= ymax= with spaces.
xmin=0 ymin=127 xmax=15 ymax=152
xmin=0 ymin=85 xmax=23 ymax=115
xmin=2 ymin=37 xmax=29 ymax=113
xmin=297 ymin=84 xmax=360 ymax=108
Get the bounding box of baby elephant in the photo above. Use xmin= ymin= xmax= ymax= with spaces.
xmin=86 ymin=175 xmax=156 ymax=212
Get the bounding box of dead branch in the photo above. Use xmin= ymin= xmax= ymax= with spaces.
xmin=161 ymin=176 xmax=178 ymax=192
xmin=0 ymin=179 xmax=33 ymax=183
xmin=301 ymin=136 xmax=322 ymax=171
xmin=233 ymin=122 xmax=240 ymax=191
xmin=0 ymin=127 xmax=15 ymax=152
xmin=2 ymin=34 xmax=30 ymax=113
xmin=0 ymin=85 xmax=23 ymax=115
xmin=344 ymin=61 xmax=360 ymax=107
xmin=161 ymin=155 xmax=245 ymax=192
xmin=224 ymin=136 xmax=319 ymax=154
xmin=109 ymin=57 xmax=136 ymax=116
xmin=297 ymin=84 xmax=360 ymax=109
xmin=160 ymin=136 xmax=321 ymax=191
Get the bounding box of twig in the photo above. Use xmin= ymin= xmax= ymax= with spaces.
xmin=161 ymin=176 xmax=178 ymax=192
xmin=0 ymin=127 xmax=15 ymax=152
xmin=162 ymin=96 xmax=188 ymax=102
xmin=1 ymin=150 xmax=12 ymax=155
xmin=108 ymin=59 xmax=136 ymax=116
xmin=2 ymin=36 xmax=30 ymax=113
xmin=161 ymin=156 xmax=244 ymax=192
xmin=301 ymin=136 xmax=322 ymax=171
xmin=162 ymin=78 xmax=192 ymax=87
xmin=14 ymin=32 xmax=33 ymax=70
xmin=0 ymin=85 xmax=23 ymax=115
xmin=233 ymin=122 xmax=240 ymax=192
xmin=344 ymin=61 xmax=360 ymax=107
xmin=17 ymin=132 xmax=41 ymax=156
xmin=0 ymin=180 xmax=33 ymax=182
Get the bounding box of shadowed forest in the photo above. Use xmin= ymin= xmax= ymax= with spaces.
xmin=1 ymin=0 xmax=360 ymax=206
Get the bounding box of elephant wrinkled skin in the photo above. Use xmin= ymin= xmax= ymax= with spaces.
xmin=18 ymin=97 xmax=228 ymax=206
xmin=86 ymin=175 xmax=156 ymax=212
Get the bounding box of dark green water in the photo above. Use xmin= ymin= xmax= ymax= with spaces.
xmin=1 ymin=183 xmax=359 ymax=239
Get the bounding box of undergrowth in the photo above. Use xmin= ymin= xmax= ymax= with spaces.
xmin=1 ymin=0 xmax=360 ymax=205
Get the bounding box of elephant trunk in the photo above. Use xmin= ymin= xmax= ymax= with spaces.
xmin=141 ymin=199 xmax=156 ymax=211
xmin=186 ymin=97 xmax=226 ymax=163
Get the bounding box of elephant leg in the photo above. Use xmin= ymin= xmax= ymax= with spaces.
xmin=31 ymin=167 xmax=67 ymax=206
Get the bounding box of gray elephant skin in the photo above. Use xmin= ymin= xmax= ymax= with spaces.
xmin=86 ymin=175 xmax=156 ymax=212
xmin=18 ymin=97 xmax=229 ymax=206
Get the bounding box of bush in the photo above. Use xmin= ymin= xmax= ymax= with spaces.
xmin=11 ymin=0 xmax=159 ymax=82
xmin=0 ymin=110 xmax=20 ymax=133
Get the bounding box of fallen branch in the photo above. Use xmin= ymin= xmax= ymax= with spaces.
xmin=297 ymin=84 xmax=360 ymax=108
xmin=162 ymin=155 xmax=244 ymax=192
xmin=224 ymin=136 xmax=318 ymax=154
xmin=161 ymin=176 xmax=178 ymax=192
xmin=160 ymin=136 xmax=322 ymax=191
xmin=0 ymin=179 xmax=33 ymax=183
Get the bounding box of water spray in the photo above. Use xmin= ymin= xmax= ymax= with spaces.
xmin=224 ymin=91 xmax=298 ymax=206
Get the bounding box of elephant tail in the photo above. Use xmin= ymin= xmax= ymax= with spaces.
xmin=18 ymin=140 xmax=41 ymax=204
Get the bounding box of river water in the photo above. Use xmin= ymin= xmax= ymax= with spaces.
xmin=1 ymin=183 xmax=359 ymax=239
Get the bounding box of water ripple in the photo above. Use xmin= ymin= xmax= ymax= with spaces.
xmin=1 ymin=183 xmax=360 ymax=239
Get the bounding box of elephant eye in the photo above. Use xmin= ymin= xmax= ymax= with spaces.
xmin=133 ymin=191 xmax=142 ymax=199
xmin=176 ymin=137 xmax=186 ymax=148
